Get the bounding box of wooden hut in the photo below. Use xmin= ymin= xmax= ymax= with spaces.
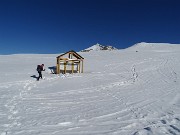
xmin=56 ymin=50 xmax=84 ymax=74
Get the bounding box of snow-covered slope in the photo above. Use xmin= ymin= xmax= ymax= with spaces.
xmin=128 ymin=42 xmax=180 ymax=52
xmin=0 ymin=43 xmax=180 ymax=135
xmin=81 ymin=43 xmax=118 ymax=52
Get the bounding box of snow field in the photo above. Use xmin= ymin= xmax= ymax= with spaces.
xmin=0 ymin=43 xmax=180 ymax=135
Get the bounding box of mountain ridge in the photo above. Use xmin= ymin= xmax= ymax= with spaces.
xmin=127 ymin=42 xmax=180 ymax=52
xmin=81 ymin=42 xmax=180 ymax=53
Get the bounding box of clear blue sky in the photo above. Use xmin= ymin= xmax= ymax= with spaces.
xmin=0 ymin=0 xmax=180 ymax=54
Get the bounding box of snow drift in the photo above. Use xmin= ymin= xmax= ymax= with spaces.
xmin=0 ymin=43 xmax=180 ymax=135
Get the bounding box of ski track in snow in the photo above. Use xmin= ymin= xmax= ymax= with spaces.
xmin=1 ymin=44 xmax=180 ymax=135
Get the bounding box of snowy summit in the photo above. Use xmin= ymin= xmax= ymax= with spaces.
xmin=81 ymin=43 xmax=118 ymax=52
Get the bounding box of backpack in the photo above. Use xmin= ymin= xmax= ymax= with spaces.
xmin=37 ymin=65 xmax=41 ymax=72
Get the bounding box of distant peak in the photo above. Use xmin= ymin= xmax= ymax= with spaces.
xmin=81 ymin=43 xmax=118 ymax=52
xmin=95 ymin=43 xmax=100 ymax=45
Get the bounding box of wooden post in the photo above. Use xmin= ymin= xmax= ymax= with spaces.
xmin=56 ymin=58 xmax=58 ymax=74
xmin=59 ymin=60 xmax=61 ymax=74
xmin=64 ymin=60 xmax=66 ymax=74
xmin=78 ymin=61 xmax=80 ymax=73
xmin=56 ymin=58 xmax=60 ymax=74
xmin=72 ymin=61 xmax=74 ymax=73
xmin=81 ymin=60 xmax=84 ymax=73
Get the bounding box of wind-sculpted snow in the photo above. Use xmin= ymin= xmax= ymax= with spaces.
xmin=0 ymin=44 xmax=180 ymax=135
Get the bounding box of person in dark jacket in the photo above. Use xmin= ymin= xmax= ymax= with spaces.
xmin=37 ymin=64 xmax=45 ymax=81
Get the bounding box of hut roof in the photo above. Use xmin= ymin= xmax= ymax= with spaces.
xmin=56 ymin=50 xmax=84 ymax=59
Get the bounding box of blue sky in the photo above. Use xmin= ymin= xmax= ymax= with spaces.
xmin=0 ymin=0 xmax=180 ymax=54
